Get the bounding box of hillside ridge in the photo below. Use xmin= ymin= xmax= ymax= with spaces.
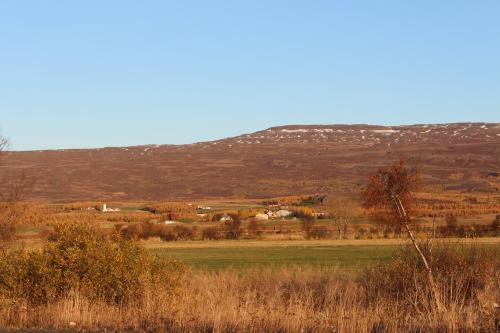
xmin=10 ymin=122 xmax=499 ymax=152
xmin=1 ymin=123 xmax=499 ymax=201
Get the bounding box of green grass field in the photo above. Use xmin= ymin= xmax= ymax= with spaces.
xmin=148 ymin=238 xmax=500 ymax=271
xmin=152 ymin=245 xmax=397 ymax=270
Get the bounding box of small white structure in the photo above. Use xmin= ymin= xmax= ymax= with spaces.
xmin=102 ymin=204 xmax=121 ymax=213
xmin=163 ymin=220 xmax=176 ymax=225
xmin=255 ymin=213 xmax=269 ymax=221
xmin=219 ymin=214 xmax=233 ymax=222
xmin=275 ymin=210 xmax=293 ymax=218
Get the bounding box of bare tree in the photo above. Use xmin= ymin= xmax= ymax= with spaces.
xmin=327 ymin=198 xmax=356 ymax=239
xmin=0 ymin=135 xmax=32 ymax=243
xmin=0 ymin=136 xmax=8 ymax=153
xmin=300 ymin=215 xmax=315 ymax=239
xmin=362 ymin=160 xmax=445 ymax=311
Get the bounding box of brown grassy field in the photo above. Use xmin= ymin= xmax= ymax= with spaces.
xmin=1 ymin=254 xmax=498 ymax=332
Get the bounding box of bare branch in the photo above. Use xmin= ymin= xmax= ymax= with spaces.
xmin=0 ymin=135 xmax=9 ymax=153
xmin=0 ymin=135 xmax=34 ymax=243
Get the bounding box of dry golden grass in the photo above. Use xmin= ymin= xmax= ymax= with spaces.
xmin=0 ymin=262 xmax=498 ymax=333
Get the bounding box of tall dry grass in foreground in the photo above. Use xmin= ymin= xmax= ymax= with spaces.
xmin=0 ymin=243 xmax=498 ymax=332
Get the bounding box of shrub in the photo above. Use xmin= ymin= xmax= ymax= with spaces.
xmin=491 ymin=216 xmax=500 ymax=236
xmin=140 ymin=221 xmax=159 ymax=239
xmin=222 ymin=215 xmax=242 ymax=239
xmin=456 ymin=225 xmax=466 ymax=238
xmin=300 ymin=218 xmax=315 ymax=239
xmin=361 ymin=242 xmax=499 ymax=312
xmin=0 ymin=223 xmax=186 ymax=305
xmin=472 ymin=223 xmax=488 ymax=238
xmin=445 ymin=215 xmax=458 ymax=235
xmin=119 ymin=223 xmax=143 ymax=239
xmin=0 ymin=222 xmax=16 ymax=243
xmin=247 ymin=220 xmax=263 ymax=238
xmin=369 ymin=227 xmax=379 ymax=238
xmin=157 ymin=227 xmax=177 ymax=241
xmin=119 ymin=222 xmax=196 ymax=241
xmin=202 ymin=226 xmax=221 ymax=240
xmin=0 ymin=202 xmax=24 ymax=243
xmin=174 ymin=225 xmax=197 ymax=240
xmin=113 ymin=223 xmax=125 ymax=233
xmin=228 ymin=213 xmax=240 ymax=222
xmin=307 ymin=226 xmax=331 ymax=239
xmin=292 ymin=207 xmax=314 ymax=220
xmin=355 ymin=227 xmax=367 ymax=239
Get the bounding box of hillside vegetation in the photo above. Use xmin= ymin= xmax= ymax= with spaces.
xmin=1 ymin=123 xmax=499 ymax=200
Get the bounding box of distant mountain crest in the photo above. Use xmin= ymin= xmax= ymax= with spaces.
xmin=1 ymin=123 xmax=499 ymax=200
xmin=205 ymin=122 xmax=500 ymax=147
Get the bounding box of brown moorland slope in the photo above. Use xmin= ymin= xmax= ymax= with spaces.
xmin=1 ymin=123 xmax=499 ymax=201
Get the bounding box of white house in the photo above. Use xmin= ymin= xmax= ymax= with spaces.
xmin=275 ymin=210 xmax=293 ymax=218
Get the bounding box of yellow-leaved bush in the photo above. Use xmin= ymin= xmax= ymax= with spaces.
xmin=0 ymin=223 xmax=186 ymax=305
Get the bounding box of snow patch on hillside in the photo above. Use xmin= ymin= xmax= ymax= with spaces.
xmin=370 ymin=129 xmax=400 ymax=134
xmin=280 ymin=129 xmax=309 ymax=133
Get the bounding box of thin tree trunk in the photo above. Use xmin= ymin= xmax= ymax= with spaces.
xmin=430 ymin=217 xmax=436 ymax=255
xmin=393 ymin=195 xmax=445 ymax=312
xmin=403 ymin=222 xmax=431 ymax=270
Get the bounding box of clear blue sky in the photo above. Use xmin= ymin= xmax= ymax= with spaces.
xmin=1 ymin=1 xmax=499 ymax=150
